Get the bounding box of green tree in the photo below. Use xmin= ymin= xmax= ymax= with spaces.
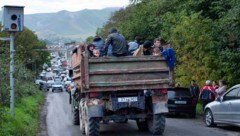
xmin=99 ymin=0 xmax=240 ymax=87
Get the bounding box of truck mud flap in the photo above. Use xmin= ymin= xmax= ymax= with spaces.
xmin=152 ymin=90 xmax=168 ymax=114
xmin=85 ymin=99 xmax=104 ymax=118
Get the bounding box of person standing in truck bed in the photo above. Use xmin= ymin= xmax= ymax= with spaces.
xmin=104 ymin=28 xmax=128 ymax=57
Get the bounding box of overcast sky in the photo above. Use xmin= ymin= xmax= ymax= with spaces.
xmin=0 ymin=0 xmax=129 ymax=14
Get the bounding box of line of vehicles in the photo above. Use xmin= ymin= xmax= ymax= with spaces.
xmin=35 ymin=72 xmax=73 ymax=92
xmin=35 ymin=53 xmax=74 ymax=93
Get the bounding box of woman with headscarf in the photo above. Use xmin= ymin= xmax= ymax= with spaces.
xmin=87 ymin=43 xmax=95 ymax=57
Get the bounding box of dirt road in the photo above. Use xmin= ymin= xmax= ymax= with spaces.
xmin=40 ymin=91 xmax=240 ymax=136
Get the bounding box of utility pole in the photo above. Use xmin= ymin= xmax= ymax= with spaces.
xmin=9 ymin=32 xmax=15 ymax=118
xmin=1 ymin=5 xmax=24 ymax=119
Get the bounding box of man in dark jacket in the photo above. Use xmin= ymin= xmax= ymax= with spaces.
xmin=104 ymin=28 xmax=128 ymax=57
xmin=189 ymin=80 xmax=200 ymax=99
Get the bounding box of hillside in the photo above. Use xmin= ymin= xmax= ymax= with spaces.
xmin=1 ymin=8 xmax=119 ymax=43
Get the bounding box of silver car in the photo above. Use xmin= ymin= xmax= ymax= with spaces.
xmin=204 ymin=84 xmax=240 ymax=127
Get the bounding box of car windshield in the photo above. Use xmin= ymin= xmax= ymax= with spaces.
xmin=168 ymin=88 xmax=191 ymax=98
xmin=53 ymin=82 xmax=62 ymax=85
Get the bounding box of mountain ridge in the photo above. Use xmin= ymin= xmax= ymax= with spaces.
xmin=0 ymin=7 xmax=120 ymax=44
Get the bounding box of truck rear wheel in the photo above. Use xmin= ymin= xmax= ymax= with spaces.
xmin=79 ymin=103 xmax=85 ymax=134
xmin=84 ymin=106 xmax=100 ymax=136
xmin=72 ymin=109 xmax=79 ymax=125
xmin=147 ymin=114 xmax=165 ymax=135
xmin=136 ymin=119 xmax=148 ymax=131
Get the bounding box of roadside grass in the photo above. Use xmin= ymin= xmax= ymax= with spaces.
xmin=0 ymin=90 xmax=44 ymax=136
xmin=196 ymin=103 xmax=203 ymax=115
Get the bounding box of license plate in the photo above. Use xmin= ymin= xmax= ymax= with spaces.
xmin=118 ymin=97 xmax=138 ymax=102
xmin=174 ymin=101 xmax=187 ymax=104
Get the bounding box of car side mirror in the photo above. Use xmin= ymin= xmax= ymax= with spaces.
xmin=216 ymin=96 xmax=223 ymax=102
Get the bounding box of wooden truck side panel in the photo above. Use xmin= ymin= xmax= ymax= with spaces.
xmin=81 ymin=55 xmax=172 ymax=92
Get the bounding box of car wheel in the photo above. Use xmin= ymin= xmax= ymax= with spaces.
xmin=204 ymin=109 xmax=216 ymax=127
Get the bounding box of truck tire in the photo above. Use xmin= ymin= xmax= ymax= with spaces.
xmin=72 ymin=109 xmax=79 ymax=125
xmin=79 ymin=100 xmax=85 ymax=134
xmin=147 ymin=114 xmax=165 ymax=135
xmin=69 ymin=92 xmax=72 ymax=104
xmin=84 ymin=106 xmax=100 ymax=136
xmin=136 ymin=120 xmax=148 ymax=131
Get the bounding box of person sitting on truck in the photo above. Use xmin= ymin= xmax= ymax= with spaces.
xmin=93 ymin=36 xmax=105 ymax=57
xmin=128 ymin=36 xmax=142 ymax=55
xmin=161 ymin=44 xmax=175 ymax=71
xmin=143 ymin=41 xmax=152 ymax=55
xmin=152 ymin=38 xmax=163 ymax=52
xmin=152 ymin=47 xmax=160 ymax=56
xmin=133 ymin=40 xmax=152 ymax=56
xmin=104 ymin=28 xmax=128 ymax=57
xmin=93 ymin=49 xmax=101 ymax=57
xmin=87 ymin=43 xmax=95 ymax=57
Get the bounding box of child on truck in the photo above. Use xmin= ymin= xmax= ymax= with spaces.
xmin=152 ymin=47 xmax=160 ymax=56
xmin=93 ymin=49 xmax=101 ymax=57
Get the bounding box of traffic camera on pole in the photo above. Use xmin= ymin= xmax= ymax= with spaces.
xmin=1 ymin=5 xmax=24 ymax=32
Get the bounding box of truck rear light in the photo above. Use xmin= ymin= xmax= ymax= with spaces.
xmin=151 ymin=89 xmax=167 ymax=96
xmin=159 ymin=89 xmax=167 ymax=95
xmin=90 ymin=92 xmax=102 ymax=98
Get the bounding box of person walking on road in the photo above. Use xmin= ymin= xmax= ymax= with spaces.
xmin=212 ymin=80 xmax=219 ymax=90
xmin=104 ymin=28 xmax=128 ymax=57
xmin=215 ymin=80 xmax=227 ymax=96
xmin=199 ymin=80 xmax=216 ymax=110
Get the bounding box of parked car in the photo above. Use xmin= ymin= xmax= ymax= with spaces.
xmin=39 ymin=80 xmax=46 ymax=90
xmin=167 ymin=87 xmax=197 ymax=118
xmin=64 ymin=78 xmax=72 ymax=90
xmin=35 ymin=78 xmax=42 ymax=85
xmin=52 ymin=81 xmax=63 ymax=92
xmin=204 ymin=84 xmax=240 ymax=127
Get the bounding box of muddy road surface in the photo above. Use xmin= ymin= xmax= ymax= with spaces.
xmin=41 ymin=91 xmax=240 ymax=136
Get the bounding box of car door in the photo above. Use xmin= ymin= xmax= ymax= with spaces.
xmin=229 ymin=87 xmax=240 ymax=124
xmin=220 ymin=87 xmax=240 ymax=123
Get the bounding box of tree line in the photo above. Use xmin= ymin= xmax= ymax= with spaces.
xmin=0 ymin=25 xmax=50 ymax=107
xmin=96 ymin=0 xmax=240 ymax=87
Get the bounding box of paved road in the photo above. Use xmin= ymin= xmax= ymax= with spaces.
xmin=44 ymin=91 xmax=240 ymax=136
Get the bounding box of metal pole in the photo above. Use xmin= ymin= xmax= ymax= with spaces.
xmin=10 ymin=32 xmax=15 ymax=119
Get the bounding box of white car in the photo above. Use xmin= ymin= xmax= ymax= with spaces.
xmin=204 ymin=84 xmax=240 ymax=127
xmin=52 ymin=81 xmax=63 ymax=92
xmin=35 ymin=78 xmax=42 ymax=85
xmin=46 ymin=77 xmax=54 ymax=89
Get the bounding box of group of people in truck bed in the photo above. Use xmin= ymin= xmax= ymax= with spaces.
xmin=87 ymin=27 xmax=175 ymax=70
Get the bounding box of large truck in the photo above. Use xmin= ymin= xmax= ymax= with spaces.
xmin=70 ymin=46 xmax=173 ymax=135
